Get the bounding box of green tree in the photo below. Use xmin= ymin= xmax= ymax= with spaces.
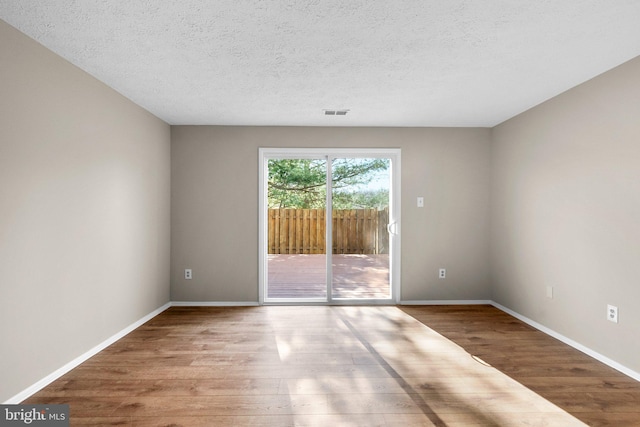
xmin=268 ymin=158 xmax=389 ymax=209
xmin=332 ymin=188 xmax=389 ymax=210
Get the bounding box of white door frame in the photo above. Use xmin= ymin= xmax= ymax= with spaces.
xmin=258 ymin=147 xmax=401 ymax=305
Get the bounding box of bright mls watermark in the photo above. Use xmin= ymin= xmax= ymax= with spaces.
xmin=0 ymin=405 xmax=68 ymax=426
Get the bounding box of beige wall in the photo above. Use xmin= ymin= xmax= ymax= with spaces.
xmin=0 ymin=20 xmax=171 ymax=401
xmin=171 ymin=126 xmax=492 ymax=302
xmin=491 ymin=56 xmax=640 ymax=372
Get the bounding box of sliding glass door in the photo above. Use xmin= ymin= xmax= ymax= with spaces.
xmin=259 ymin=148 xmax=400 ymax=304
xmin=266 ymin=157 xmax=328 ymax=300
xmin=330 ymin=157 xmax=391 ymax=300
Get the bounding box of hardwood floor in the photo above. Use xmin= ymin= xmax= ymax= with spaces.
xmin=24 ymin=305 xmax=640 ymax=426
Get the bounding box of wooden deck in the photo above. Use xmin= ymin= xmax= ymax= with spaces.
xmin=267 ymin=254 xmax=390 ymax=299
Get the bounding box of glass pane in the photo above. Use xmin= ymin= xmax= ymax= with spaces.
xmin=331 ymin=158 xmax=391 ymax=299
xmin=266 ymin=159 xmax=327 ymax=299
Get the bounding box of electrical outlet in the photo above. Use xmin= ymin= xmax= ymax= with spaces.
xmin=417 ymin=197 xmax=424 ymax=208
xmin=546 ymin=286 xmax=553 ymax=299
xmin=185 ymin=269 xmax=192 ymax=280
xmin=607 ymin=305 xmax=618 ymax=323
xmin=439 ymin=268 xmax=446 ymax=279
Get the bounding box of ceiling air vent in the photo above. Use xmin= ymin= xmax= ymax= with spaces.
xmin=324 ymin=109 xmax=349 ymax=116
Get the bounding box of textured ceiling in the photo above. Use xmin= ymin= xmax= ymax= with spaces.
xmin=1 ymin=1 xmax=640 ymax=127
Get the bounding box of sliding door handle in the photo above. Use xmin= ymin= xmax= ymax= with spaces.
xmin=387 ymin=221 xmax=399 ymax=235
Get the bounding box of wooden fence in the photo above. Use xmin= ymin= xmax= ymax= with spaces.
xmin=268 ymin=208 xmax=389 ymax=255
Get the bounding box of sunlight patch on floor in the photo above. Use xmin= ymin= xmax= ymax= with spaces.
xmin=270 ymin=306 xmax=587 ymax=426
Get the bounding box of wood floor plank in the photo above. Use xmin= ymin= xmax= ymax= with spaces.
xmin=21 ymin=305 xmax=640 ymax=426
xmin=130 ymin=414 xmax=388 ymax=427
xmin=66 ymin=417 xmax=132 ymax=426
xmin=384 ymin=412 xmax=588 ymax=427
xmin=34 ymin=378 xmax=282 ymax=398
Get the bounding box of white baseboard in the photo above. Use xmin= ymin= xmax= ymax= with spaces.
xmin=401 ymin=299 xmax=492 ymax=305
xmin=491 ymin=301 xmax=640 ymax=382
xmin=171 ymin=301 xmax=260 ymax=307
xmin=4 ymin=302 xmax=172 ymax=404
